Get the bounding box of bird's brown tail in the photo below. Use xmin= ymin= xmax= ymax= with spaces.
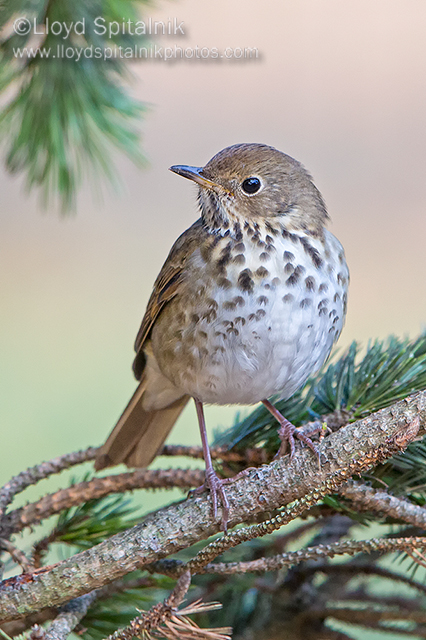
xmin=95 ymin=382 xmax=189 ymax=470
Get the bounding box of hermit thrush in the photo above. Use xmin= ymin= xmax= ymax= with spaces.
xmin=95 ymin=143 xmax=349 ymax=531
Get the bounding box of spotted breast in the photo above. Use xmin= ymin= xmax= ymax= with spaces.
xmin=150 ymin=217 xmax=348 ymax=406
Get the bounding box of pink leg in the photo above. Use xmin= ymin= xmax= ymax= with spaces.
xmin=194 ymin=398 xmax=230 ymax=532
xmin=262 ymin=399 xmax=319 ymax=460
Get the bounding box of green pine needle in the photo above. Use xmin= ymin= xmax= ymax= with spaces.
xmin=0 ymin=0 xmax=151 ymax=211
xmin=215 ymin=333 xmax=426 ymax=455
xmin=53 ymin=490 xmax=141 ymax=550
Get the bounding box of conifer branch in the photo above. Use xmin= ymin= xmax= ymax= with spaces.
xmin=338 ymin=480 xmax=426 ymax=526
xmin=0 ymin=539 xmax=34 ymax=574
xmin=197 ymin=536 xmax=426 ymax=575
xmin=299 ymin=563 xmax=426 ymax=597
xmin=0 ymin=576 xmax=156 ymax=637
xmin=0 ymin=1 xmax=149 ymax=209
xmin=102 ymin=571 xmax=231 ymax=640
xmin=103 ymin=572 xmax=191 ymax=640
xmin=2 ymin=469 xmax=205 ymax=541
xmin=148 ymin=535 xmax=426 ymax=579
xmin=43 ymin=592 xmax=98 ymax=640
xmin=0 ymin=391 xmax=423 ymax=623
xmin=0 ymin=448 xmax=99 ymax=517
xmin=309 ymin=606 xmax=426 ymax=627
xmin=0 ymin=449 xmax=263 ymax=542
xmin=160 ymin=445 xmax=267 ymax=465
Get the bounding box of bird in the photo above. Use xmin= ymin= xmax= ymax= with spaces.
xmin=95 ymin=143 xmax=349 ymax=531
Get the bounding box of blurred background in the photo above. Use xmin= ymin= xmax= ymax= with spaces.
xmin=1 ymin=0 xmax=426 ymax=494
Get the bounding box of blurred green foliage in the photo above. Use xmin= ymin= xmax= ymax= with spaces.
xmin=0 ymin=0 xmax=149 ymax=210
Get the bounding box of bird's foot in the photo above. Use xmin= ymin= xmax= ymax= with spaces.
xmin=192 ymin=468 xmax=231 ymax=533
xmin=262 ymin=399 xmax=321 ymax=464
xmin=275 ymin=416 xmax=320 ymax=463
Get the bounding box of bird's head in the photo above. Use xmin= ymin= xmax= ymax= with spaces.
xmin=170 ymin=143 xmax=329 ymax=237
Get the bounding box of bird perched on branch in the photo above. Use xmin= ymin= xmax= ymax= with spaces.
xmin=95 ymin=143 xmax=349 ymax=531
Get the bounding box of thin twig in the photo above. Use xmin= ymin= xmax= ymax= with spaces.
xmin=339 ymin=480 xmax=426 ymax=527
xmin=160 ymin=445 xmax=267 ymax=465
xmin=32 ymin=531 xmax=60 ymax=570
xmin=42 ymin=592 xmax=98 ymax=640
xmin=104 ymin=571 xmax=191 ymax=640
xmin=2 ymin=469 xmax=205 ymax=541
xmin=103 ymin=571 xmax=232 ymax=640
xmin=0 ymin=538 xmax=34 ymax=573
xmin=148 ymin=535 xmax=426 ymax=578
xmin=309 ymin=605 xmax=426 ymax=626
xmin=298 ymin=562 xmax=426 ymax=596
xmin=407 ymin=547 xmax=426 ymax=570
xmin=0 ymin=448 xmax=99 ymax=516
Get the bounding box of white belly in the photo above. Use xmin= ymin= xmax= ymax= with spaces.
xmin=178 ymin=286 xmax=342 ymax=404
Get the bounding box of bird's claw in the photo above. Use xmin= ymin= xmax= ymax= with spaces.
xmin=275 ymin=418 xmax=320 ymax=465
xmin=191 ymin=468 xmax=230 ymax=533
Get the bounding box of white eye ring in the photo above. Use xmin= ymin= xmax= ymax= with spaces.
xmin=241 ymin=176 xmax=263 ymax=196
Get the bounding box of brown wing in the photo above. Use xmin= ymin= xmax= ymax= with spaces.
xmin=132 ymin=218 xmax=207 ymax=380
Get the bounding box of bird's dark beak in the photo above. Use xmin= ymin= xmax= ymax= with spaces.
xmin=169 ymin=165 xmax=220 ymax=190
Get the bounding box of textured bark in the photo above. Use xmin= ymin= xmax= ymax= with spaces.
xmin=3 ymin=469 xmax=205 ymax=538
xmin=339 ymin=481 xmax=426 ymax=525
xmin=43 ymin=593 xmax=98 ymax=640
xmin=198 ymin=536 xmax=426 ymax=574
xmin=0 ymin=539 xmax=34 ymax=573
xmin=0 ymin=449 xmax=99 ymax=518
xmin=0 ymin=577 xmax=155 ymax=637
xmin=0 ymin=390 xmax=424 ymax=623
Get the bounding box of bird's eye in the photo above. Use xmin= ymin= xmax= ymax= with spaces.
xmin=241 ymin=177 xmax=262 ymax=195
